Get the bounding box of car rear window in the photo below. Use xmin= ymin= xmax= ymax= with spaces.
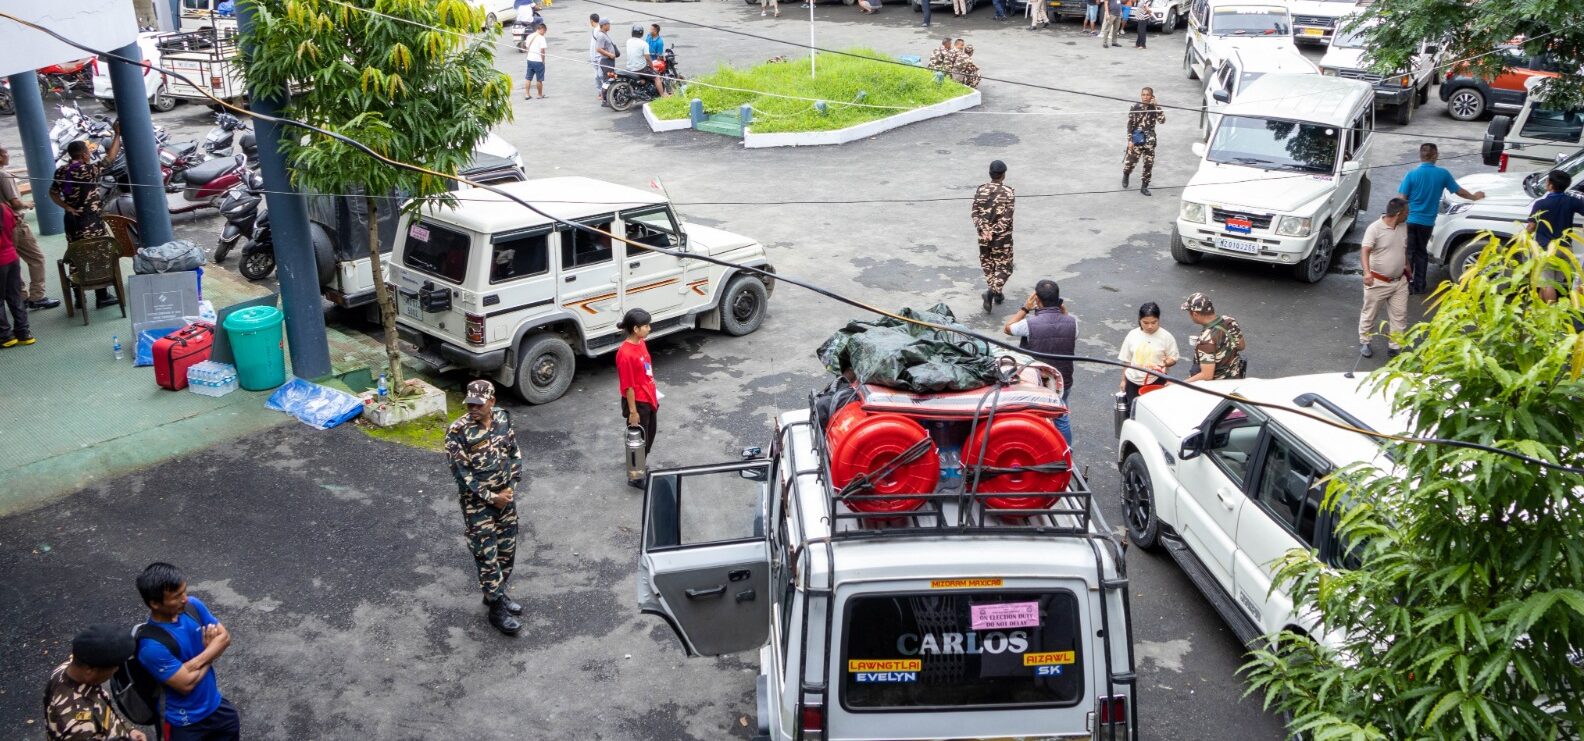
xmin=402 ymin=220 xmax=470 ymax=284
xmin=841 ymin=591 xmax=1084 ymax=710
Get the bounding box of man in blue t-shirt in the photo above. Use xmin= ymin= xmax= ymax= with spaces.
xmin=135 ymin=562 xmax=240 ymax=740
xmin=1397 ymin=142 xmax=1485 ymax=295
xmin=1527 ymin=169 xmax=1584 ymax=302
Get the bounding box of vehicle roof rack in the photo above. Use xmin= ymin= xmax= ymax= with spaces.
xmin=1292 ymin=392 xmax=1395 ymax=462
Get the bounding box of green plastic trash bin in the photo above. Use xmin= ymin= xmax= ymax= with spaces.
xmin=224 ymin=306 xmax=286 ymax=390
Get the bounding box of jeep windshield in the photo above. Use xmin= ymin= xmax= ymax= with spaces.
xmin=841 ymin=591 xmax=1085 ymax=710
xmin=1207 ymin=115 xmax=1338 ymax=173
xmin=1331 ymin=26 xmax=1368 ymax=49
xmin=1211 ymin=8 xmax=1289 ymax=36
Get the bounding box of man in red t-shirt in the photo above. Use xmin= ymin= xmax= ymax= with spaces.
xmin=616 ymin=309 xmax=658 ymax=473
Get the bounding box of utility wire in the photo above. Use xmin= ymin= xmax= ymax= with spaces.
xmin=8 ymin=14 xmax=1581 ymax=476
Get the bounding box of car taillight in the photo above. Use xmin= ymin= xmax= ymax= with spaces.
xmin=465 ymin=312 xmax=485 ymax=345
xmin=1498 ymin=152 xmax=1509 ymax=173
xmin=1098 ymin=694 xmax=1128 ymax=726
xmin=211 ymin=75 xmax=224 ymax=89
xmin=799 ymin=705 xmax=824 ymax=737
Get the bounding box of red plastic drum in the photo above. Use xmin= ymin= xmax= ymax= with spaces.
xmin=826 ymin=404 xmax=940 ymax=513
xmin=961 ymin=413 xmax=1072 ymax=511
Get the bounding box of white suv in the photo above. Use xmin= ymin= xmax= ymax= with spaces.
xmin=1432 ymin=146 xmax=1584 ymax=278
xmin=1319 ymin=19 xmax=1441 ymax=125
xmin=1183 ymin=0 xmax=1299 ymax=82
xmin=388 ymin=177 xmax=775 ymax=403
xmin=1287 ymin=0 xmax=1355 ymax=46
xmin=1116 ymin=372 xmax=1407 ymax=645
xmin=1198 ymin=48 xmax=1320 ymax=140
xmin=1172 ymin=74 xmax=1377 ymax=282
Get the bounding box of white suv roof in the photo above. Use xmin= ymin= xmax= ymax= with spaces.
xmin=1231 ymin=47 xmax=1319 ymax=75
xmin=421 ymin=176 xmax=666 ymax=234
xmin=1222 ymin=372 xmax=1411 ymax=468
xmin=1219 ymin=74 xmax=1374 ymax=126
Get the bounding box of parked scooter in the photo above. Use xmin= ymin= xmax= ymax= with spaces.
xmin=214 ymin=169 xmax=263 ymax=262
xmin=38 ymin=58 xmax=96 ymax=97
xmin=510 ymin=6 xmax=544 ymax=51
xmin=602 ymin=47 xmax=683 ymax=113
xmin=239 ymin=199 xmax=275 ymax=280
xmin=203 ymin=111 xmax=251 ymax=157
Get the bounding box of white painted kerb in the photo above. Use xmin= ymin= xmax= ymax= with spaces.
xmin=744 ymin=90 xmax=980 ymax=148
xmin=643 ymin=103 xmax=693 ymax=132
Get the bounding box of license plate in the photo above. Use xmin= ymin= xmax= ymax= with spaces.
xmin=401 ymin=295 xmax=423 ymax=319
xmin=1302 ymin=27 xmax=1324 ymax=36
xmin=1214 ymin=237 xmax=1259 ymax=254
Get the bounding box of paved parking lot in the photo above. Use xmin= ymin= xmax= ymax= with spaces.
xmin=0 ymin=1 xmax=1503 ymax=738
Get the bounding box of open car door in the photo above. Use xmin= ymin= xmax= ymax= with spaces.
xmin=639 ymin=461 xmax=773 ymax=657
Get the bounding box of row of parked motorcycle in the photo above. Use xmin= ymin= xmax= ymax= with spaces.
xmin=0 ymin=56 xmax=103 ymax=116
xmin=48 ymin=103 xmax=284 ymax=280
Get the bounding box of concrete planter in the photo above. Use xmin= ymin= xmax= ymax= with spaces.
xmin=744 ymin=90 xmax=981 ymax=148
xmin=644 ymin=103 xmax=693 ymax=132
xmin=360 ymin=378 xmax=447 ymax=427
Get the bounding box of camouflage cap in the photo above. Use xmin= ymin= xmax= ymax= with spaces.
xmin=464 ymin=380 xmax=495 ymax=406
xmin=1181 ymin=292 xmax=1214 ymax=313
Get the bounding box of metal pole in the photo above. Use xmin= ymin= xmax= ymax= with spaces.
xmin=106 ymin=42 xmax=174 ymax=248
xmin=6 ymin=71 xmax=64 ymax=236
xmin=237 ymin=4 xmax=332 ymax=379
xmin=809 ymin=1 xmax=816 ymax=78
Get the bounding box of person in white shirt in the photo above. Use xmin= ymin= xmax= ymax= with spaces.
xmin=523 ymin=23 xmax=548 ymax=100
xmin=1117 ymin=301 xmax=1179 ymax=404
xmin=624 ymin=26 xmax=649 ymax=73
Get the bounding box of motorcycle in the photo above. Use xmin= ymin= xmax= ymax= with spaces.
xmin=510 ymin=7 xmax=544 ymax=52
xmin=39 ymin=57 xmax=96 ymax=97
xmin=238 ymin=199 xmax=275 ymax=280
xmin=214 ymin=169 xmax=264 ymax=263
xmin=203 ymin=111 xmax=251 ymax=157
xmin=602 ymin=47 xmax=683 ymax=113
xmin=0 ymin=80 xmax=13 ymax=116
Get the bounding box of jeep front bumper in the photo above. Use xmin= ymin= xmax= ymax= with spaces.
xmin=1175 ymin=217 xmax=1319 ymax=265
xmin=1373 ymin=85 xmax=1415 ymax=105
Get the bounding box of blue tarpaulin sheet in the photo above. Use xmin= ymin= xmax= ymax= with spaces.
xmin=265 ymin=377 xmax=364 ymax=430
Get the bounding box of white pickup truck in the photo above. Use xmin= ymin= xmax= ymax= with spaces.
xmin=1172 ymin=74 xmax=1377 ymax=282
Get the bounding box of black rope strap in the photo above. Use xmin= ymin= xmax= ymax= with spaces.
xmin=837 ymin=437 xmax=934 ymax=500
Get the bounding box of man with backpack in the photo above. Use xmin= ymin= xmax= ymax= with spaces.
xmin=43 ymin=624 xmax=146 ymax=740
xmin=132 ymin=563 xmax=240 ymax=740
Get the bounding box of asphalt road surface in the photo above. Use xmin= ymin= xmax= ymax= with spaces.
xmin=0 ymin=2 xmax=1502 ymax=738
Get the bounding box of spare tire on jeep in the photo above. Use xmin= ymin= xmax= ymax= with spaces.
xmin=1482 ymin=115 xmax=1512 ymax=167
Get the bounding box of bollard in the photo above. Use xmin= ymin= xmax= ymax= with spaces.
xmin=689 ymin=98 xmax=705 ymax=128
xmin=739 ymin=104 xmax=753 ymax=127
xmin=815 ymin=100 xmax=828 ymax=115
xmin=934 ymin=71 xmax=945 ymax=85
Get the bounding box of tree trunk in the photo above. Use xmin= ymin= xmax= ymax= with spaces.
xmin=366 ymin=195 xmax=405 ymax=391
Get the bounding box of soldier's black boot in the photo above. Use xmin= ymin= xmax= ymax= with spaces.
xmin=993 ymin=290 xmax=1005 ymax=305
xmin=982 ymin=290 xmax=994 ymax=313
xmin=484 ymin=592 xmax=525 ymax=615
xmin=487 ymin=598 xmax=523 ymax=635
xmin=1122 ymin=171 xmax=1129 ymax=188
xmin=1140 ymin=186 xmax=1152 ymax=197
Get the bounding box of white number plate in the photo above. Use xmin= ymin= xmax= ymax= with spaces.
xmin=401 ymin=295 xmax=423 ymax=319
xmin=1214 ymin=237 xmax=1259 ymax=254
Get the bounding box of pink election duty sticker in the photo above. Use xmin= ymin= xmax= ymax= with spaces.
xmin=970 ymin=601 xmax=1041 ymax=630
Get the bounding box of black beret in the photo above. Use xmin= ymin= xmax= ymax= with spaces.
xmin=73 ymin=624 xmax=134 ymax=668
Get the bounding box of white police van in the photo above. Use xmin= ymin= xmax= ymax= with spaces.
xmin=637 ymin=367 xmax=1138 ymax=740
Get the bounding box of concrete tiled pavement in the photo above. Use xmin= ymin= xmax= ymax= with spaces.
xmin=0 ymin=212 xmax=387 ymax=515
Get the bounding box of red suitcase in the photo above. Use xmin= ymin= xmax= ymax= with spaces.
xmin=153 ymin=322 xmax=215 ymax=391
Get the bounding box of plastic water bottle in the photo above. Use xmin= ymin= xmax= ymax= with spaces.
xmin=112 ymin=335 xmax=123 ymax=361
xmin=377 ymin=373 xmax=389 ymax=400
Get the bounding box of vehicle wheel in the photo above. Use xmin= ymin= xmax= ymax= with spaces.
xmin=913 ymin=0 xmax=921 ymax=12
xmin=214 ymin=235 xmax=239 ymax=262
xmin=514 ymin=333 xmax=576 ymax=404
xmin=1481 ymin=115 xmax=1511 ymax=166
xmin=1448 ymin=238 xmax=1487 ymax=281
xmin=0 ymin=95 xmax=13 ymax=116
xmin=239 ymin=250 xmax=276 ymax=281
xmin=1293 ymin=229 xmax=1333 ymax=283
xmin=1446 ymin=87 xmax=1485 ymax=121
xmin=99 ymin=98 xmax=117 ymax=111
xmin=1169 ymin=225 xmax=1201 ymax=264
xmin=1184 ymin=45 xmax=1198 ymax=80
xmin=1121 ymin=453 xmax=1162 ymax=550
xmin=151 ymin=86 xmax=177 ymax=112
xmin=719 ymin=275 xmax=770 ymax=336
xmin=1392 ymin=94 xmax=1415 ymax=125
xmin=1161 ymin=7 xmax=1178 ymax=33
xmin=1416 ymin=82 xmax=1430 ymax=105
xmin=606 ymin=81 xmax=635 ymax=112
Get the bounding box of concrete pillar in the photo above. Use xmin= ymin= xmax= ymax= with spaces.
xmin=106 ymin=42 xmax=174 ymax=248
xmin=237 ymin=4 xmax=331 ymax=379
xmin=6 ymin=71 xmax=64 ymax=236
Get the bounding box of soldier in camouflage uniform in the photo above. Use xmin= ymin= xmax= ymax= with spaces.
xmin=927 ymin=38 xmax=957 ymax=74
xmin=43 ymin=624 xmax=145 ymax=741
xmin=444 ymin=379 xmax=526 ymax=636
xmin=1122 ymin=87 xmax=1165 ymax=196
xmin=972 ymin=160 xmax=1016 ymax=313
xmin=1182 ymin=293 xmax=1247 ymax=381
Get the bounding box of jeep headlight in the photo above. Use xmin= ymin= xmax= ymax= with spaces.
xmin=1445 ymin=202 xmax=1472 ymax=216
xmin=1321 ymin=67 xmax=1338 ymax=76
xmin=1276 ymin=216 xmax=1312 ymax=237
xmin=1180 ymin=201 xmax=1208 ymax=224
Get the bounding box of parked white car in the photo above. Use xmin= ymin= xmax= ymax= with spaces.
xmin=1432 ymin=146 xmax=1584 ymax=278
xmin=1199 ymin=47 xmax=1320 ymax=139
xmin=468 ymin=0 xmax=520 ymax=26
xmin=388 ymin=177 xmax=775 ymax=403
xmin=1482 ymin=78 xmax=1584 ymax=170
xmin=1320 ymin=18 xmax=1441 ymax=125
xmin=91 ymin=32 xmax=177 ymax=113
xmin=1183 ymin=0 xmax=1299 ymax=82
xmin=1286 ymin=0 xmax=1357 ymax=46
xmin=1117 ymin=372 xmax=1408 ymax=646
xmin=1173 ymin=74 xmax=1377 ymax=282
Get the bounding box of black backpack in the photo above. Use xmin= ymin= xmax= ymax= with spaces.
xmin=109 ymin=604 xmax=199 ymax=726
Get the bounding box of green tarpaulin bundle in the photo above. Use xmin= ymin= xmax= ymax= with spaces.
xmin=815 ymin=304 xmax=1001 ymax=392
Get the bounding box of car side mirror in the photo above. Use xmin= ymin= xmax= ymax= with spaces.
xmin=1192 ymin=142 xmax=1207 ymax=158
xmin=1425 ymin=45 xmax=1439 ymax=55
xmin=1212 ymin=89 xmax=1231 ymax=104
xmin=1558 ymin=153 xmax=1568 ymax=165
xmin=1179 ymin=430 xmax=1204 ymax=460
xmin=1341 ymin=160 xmax=1361 ymax=174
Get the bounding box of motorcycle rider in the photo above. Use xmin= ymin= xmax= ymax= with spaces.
xmin=622 ymin=25 xmax=668 ymax=98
